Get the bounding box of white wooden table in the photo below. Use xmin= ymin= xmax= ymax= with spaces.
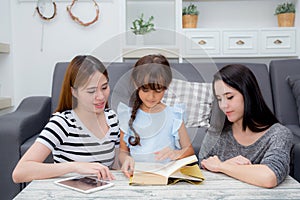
xmin=13 ymin=170 xmax=300 ymax=200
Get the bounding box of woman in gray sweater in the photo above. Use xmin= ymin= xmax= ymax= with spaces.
xmin=199 ymin=64 xmax=293 ymax=188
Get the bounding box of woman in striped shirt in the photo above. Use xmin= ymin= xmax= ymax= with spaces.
xmin=12 ymin=55 xmax=120 ymax=183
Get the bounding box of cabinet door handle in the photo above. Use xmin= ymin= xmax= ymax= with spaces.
xmin=198 ymin=40 xmax=207 ymax=45
xmin=274 ymin=39 xmax=282 ymax=44
xmin=236 ymin=40 xmax=245 ymax=45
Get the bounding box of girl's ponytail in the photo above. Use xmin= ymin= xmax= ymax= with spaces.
xmin=128 ymin=90 xmax=142 ymax=146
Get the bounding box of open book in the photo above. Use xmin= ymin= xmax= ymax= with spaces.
xmin=130 ymin=155 xmax=205 ymax=185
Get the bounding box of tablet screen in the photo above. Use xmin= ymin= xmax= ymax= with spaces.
xmin=55 ymin=176 xmax=114 ymax=193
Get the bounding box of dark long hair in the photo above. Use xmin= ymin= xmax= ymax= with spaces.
xmin=55 ymin=55 xmax=109 ymax=112
xmin=213 ymin=64 xmax=278 ymax=132
xmin=128 ymin=54 xmax=172 ymax=146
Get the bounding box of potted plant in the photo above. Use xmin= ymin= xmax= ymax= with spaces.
xmin=131 ymin=13 xmax=155 ymax=35
xmin=182 ymin=4 xmax=199 ymax=28
xmin=131 ymin=13 xmax=155 ymax=45
xmin=274 ymin=2 xmax=296 ymax=27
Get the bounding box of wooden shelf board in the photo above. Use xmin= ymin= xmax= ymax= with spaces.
xmin=0 ymin=97 xmax=12 ymax=110
xmin=0 ymin=43 xmax=10 ymax=53
xmin=122 ymin=47 xmax=179 ymax=59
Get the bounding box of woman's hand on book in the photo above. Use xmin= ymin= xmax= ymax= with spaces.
xmin=121 ymin=156 xmax=135 ymax=178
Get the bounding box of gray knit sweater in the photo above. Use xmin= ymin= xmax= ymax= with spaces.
xmin=198 ymin=123 xmax=293 ymax=185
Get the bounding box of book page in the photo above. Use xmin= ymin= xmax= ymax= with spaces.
xmin=134 ymin=162 xmax=173 ymax=177
xmin=134 ymin=155 xmax=198 ymax=177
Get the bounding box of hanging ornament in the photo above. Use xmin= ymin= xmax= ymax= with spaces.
xmin=67 ymin=0 xmax=100 ymax=27
xmin=36 ymin=0 xmax=57 ymax=21
xmin=35 ymin=0 xmax=57 ymax=52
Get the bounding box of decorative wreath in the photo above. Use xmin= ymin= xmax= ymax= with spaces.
xmin=67 ymin=0 xmax=100 ymax=27
xmin=36 ymin=0 xmax=57 ymax=21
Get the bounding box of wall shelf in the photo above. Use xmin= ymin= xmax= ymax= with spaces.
xmin=0 ymin=97 xmax=12 ymax=110
xmin=0 ymin=43 xmax=10 ymax=53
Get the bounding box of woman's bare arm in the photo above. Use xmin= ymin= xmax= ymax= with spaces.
xmin=12 ymin=141 xmax=114 ymax=183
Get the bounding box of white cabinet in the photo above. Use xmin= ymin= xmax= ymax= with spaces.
xmin=223 ymin=30 xmax=258 ymax=55
xmin=122 ymin=0 xmax=298 ymax=59
xmin=260 ymin=29 xmax=296 ymax=55
xmin=181 ymin=0 xmax=298 ymax=58
xmin=183 ymin=28 xmax=296 ymax=58
xmin=184 ymin=30 xmax=220 ymax=56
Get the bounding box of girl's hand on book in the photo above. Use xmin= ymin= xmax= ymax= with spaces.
xmin=154 ymin=147 xmax=179 ymax=161
xmin=121 ymin=156 xmax=135 ymax=178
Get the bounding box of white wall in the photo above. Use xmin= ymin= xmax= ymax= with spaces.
xmin=0 ymin=1 xmax=13 ymax=99
xmin=1 ymin=0 xmax=300 ymax=107
xmin=9 ymin=0 xmax=123 ymax=106
xmin=297 ymin=1 xmax=300 ymax=57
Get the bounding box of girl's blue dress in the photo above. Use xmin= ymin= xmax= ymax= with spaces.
xmin=117 ymin=102 xmax=185 ymax=163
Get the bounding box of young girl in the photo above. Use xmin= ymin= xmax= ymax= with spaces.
xmin=199 ymin=64 xmax=293 ymax=188
xmin=118 ymin=54 xmax=194 ymax=177
xmin=12 ymin=55 xmax=119 ymax=183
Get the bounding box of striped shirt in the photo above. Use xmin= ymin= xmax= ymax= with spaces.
xmin=36 ymin=109 xmax=120 ymax=167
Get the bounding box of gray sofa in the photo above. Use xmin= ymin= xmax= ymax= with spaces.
xmin=269 ymin=59 xmax=300 ymax=184
xmin=0 ymin=60 xmax=298 ymax=199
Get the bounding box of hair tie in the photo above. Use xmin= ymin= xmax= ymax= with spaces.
xmin=36 ymin=0 xmax=57 ymax=21
xmin=67 ymin=0 xmax=100 ymax=27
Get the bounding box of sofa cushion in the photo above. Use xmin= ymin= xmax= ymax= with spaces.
xmin=21 ymin=134 xmax=54 ymax=163
xmin=285 ymin=125 xmax=300 ymax=144
xmin=162 ymin=79 xmax=213 ymax=128
xmin=288 ymin=75 xmax=300 ymax=125
xmin=269 ymin=59 xmax=300 ymax=125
